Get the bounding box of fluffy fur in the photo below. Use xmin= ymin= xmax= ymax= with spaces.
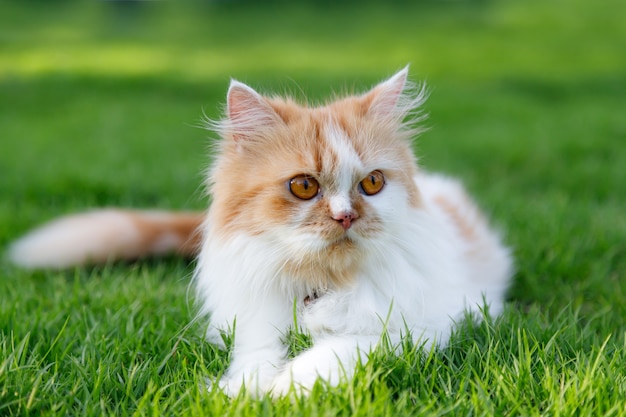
xmin=195 ymin=67 xmax=512 ymax=396
xmin=9 ymin=210 xmax=202 ymax=268
xmin=8 ymin=66 xmax=512 ymax=397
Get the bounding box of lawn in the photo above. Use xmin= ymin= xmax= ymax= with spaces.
xmin=1 ymin=0 xmax=625 ymax=415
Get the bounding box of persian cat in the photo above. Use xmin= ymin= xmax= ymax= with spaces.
xmin=9 ymin=67 xmax=512 ymax=396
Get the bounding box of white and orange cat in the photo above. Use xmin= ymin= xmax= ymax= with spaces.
xmin=9 ymin=67 xmax=512 ymax=396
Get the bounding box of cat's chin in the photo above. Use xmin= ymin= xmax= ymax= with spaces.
xmin=326 ymin=235 xmax=354 ymax=249
xmin=320 ymin=233 xmax=363 ymax=267
xmin=317 ymin=228 xmax=360 ymax=249
xmin=279 ymin=230 xmax=363 ymax=289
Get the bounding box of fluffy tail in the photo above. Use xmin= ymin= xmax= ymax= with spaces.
xmin=8 ymin=209 xmax=205 ymax=269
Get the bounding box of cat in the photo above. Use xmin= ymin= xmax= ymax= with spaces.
xmin=9 ymin=66 xmax=513 ymax=397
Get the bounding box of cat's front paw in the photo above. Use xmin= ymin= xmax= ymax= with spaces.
xmin=211 ymin=372 xmax=274 ymax=398
xmin=271 ymin=337 xmax=375 ymax=397
xmin=270 ymin=353 xmax=342 ymax=397
xmin=214 ymin=375 xmax=247 ymax=398
xmin=270 ymin=365 xmax=319 ymax=397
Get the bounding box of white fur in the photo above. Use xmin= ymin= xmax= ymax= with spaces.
xmin=195 ymin=173 xmax=511 ymax=397
xmin=194 ymin=69 xmax=512 ymax=397
xmin=9 ymin=210 xmax=140 ymax=268
xmin=325 ymin=122 xmax=364 ymax=218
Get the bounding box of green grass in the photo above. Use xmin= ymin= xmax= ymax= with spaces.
xmin=1 ymin=0 xmax=625 ymax=415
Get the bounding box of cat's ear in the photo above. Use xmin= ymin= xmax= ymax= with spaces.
xmin=367 ymin=66 xmax=408 ymax=116
xmin=364 ymin=66 xmax=426 ymax=120
xmin=226 ymin=80 xmax=281 ymax=142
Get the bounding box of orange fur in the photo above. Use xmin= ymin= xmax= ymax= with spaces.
xmin=128 ymin=211 xmax=204 ymax=258
xmin=433 ymin=195 xmax=478 ymax=242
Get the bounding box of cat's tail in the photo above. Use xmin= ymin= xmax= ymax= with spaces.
xmin=8 ymin=209 xmax=205 ymax=269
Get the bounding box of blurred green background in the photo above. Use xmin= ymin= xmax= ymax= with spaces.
xmin=1 ymin=0 xmax=625 ymax=318
xmin=1 ymin=1 xmax=625 ymax=414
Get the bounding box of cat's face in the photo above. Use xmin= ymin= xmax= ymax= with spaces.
xmin=207 ymin=68 xmax=426 ymax=287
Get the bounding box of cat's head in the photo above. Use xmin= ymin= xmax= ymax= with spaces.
xmin=206 ymin=67 xmax=427 ymax=288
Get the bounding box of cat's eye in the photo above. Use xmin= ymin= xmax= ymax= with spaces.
xmin=359 ymin=170 xmax=385 ymax=196
xmin=289 ymin=175 xmax=320 ymax=200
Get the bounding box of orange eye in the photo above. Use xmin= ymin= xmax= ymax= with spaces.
xmin=360 ymin=170 xmax=385 ymax=196
xmin=289 ymin=175 xmax=320 ymax=200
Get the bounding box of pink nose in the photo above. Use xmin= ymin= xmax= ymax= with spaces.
xmin=332 ymin=211 xmax=358 ymax=230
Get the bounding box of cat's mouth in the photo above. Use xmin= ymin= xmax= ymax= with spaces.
xmin=324 ymin=222 xmax=358 ymax=242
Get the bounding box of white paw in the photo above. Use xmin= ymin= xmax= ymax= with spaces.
xmin=269 ymin=370 xmax=296 ymax=397
xmin=209 ymin=372 xmax=273 ymax=398
xmin=270 ymin=356 xmax=337 ymax=397
xmin=217 ymin=376 xmax=249 ymax=397
xmin=204 ymin=375 xmax=244 ymax=397
xmin=270 ymin=367 xmax=316 ymax=397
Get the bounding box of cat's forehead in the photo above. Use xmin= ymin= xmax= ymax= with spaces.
xmin=274 ymin=100 xmax=397 ymax=177
xmin=276 ymin=103 xmax=369 ymax=178
xmin=268 ymin=95 xmax=367 ymax=124
xmin=315 ymin=120 xmax=365 ymax=192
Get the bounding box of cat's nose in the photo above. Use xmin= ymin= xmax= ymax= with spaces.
xmin=332 ymin=211 xmax=359 ymax=230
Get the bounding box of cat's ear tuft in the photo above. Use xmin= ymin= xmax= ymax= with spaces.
xmin=226 ymin=80 xmax=281 ymax=142
xmin=365 ymin=66 xmax=427 ymax=121
xmin=369 ymin=66 xmax=408 ymax=115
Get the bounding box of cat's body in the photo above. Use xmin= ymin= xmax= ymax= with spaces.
xmin=9 ymin=67 xmax=512 ymax=396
